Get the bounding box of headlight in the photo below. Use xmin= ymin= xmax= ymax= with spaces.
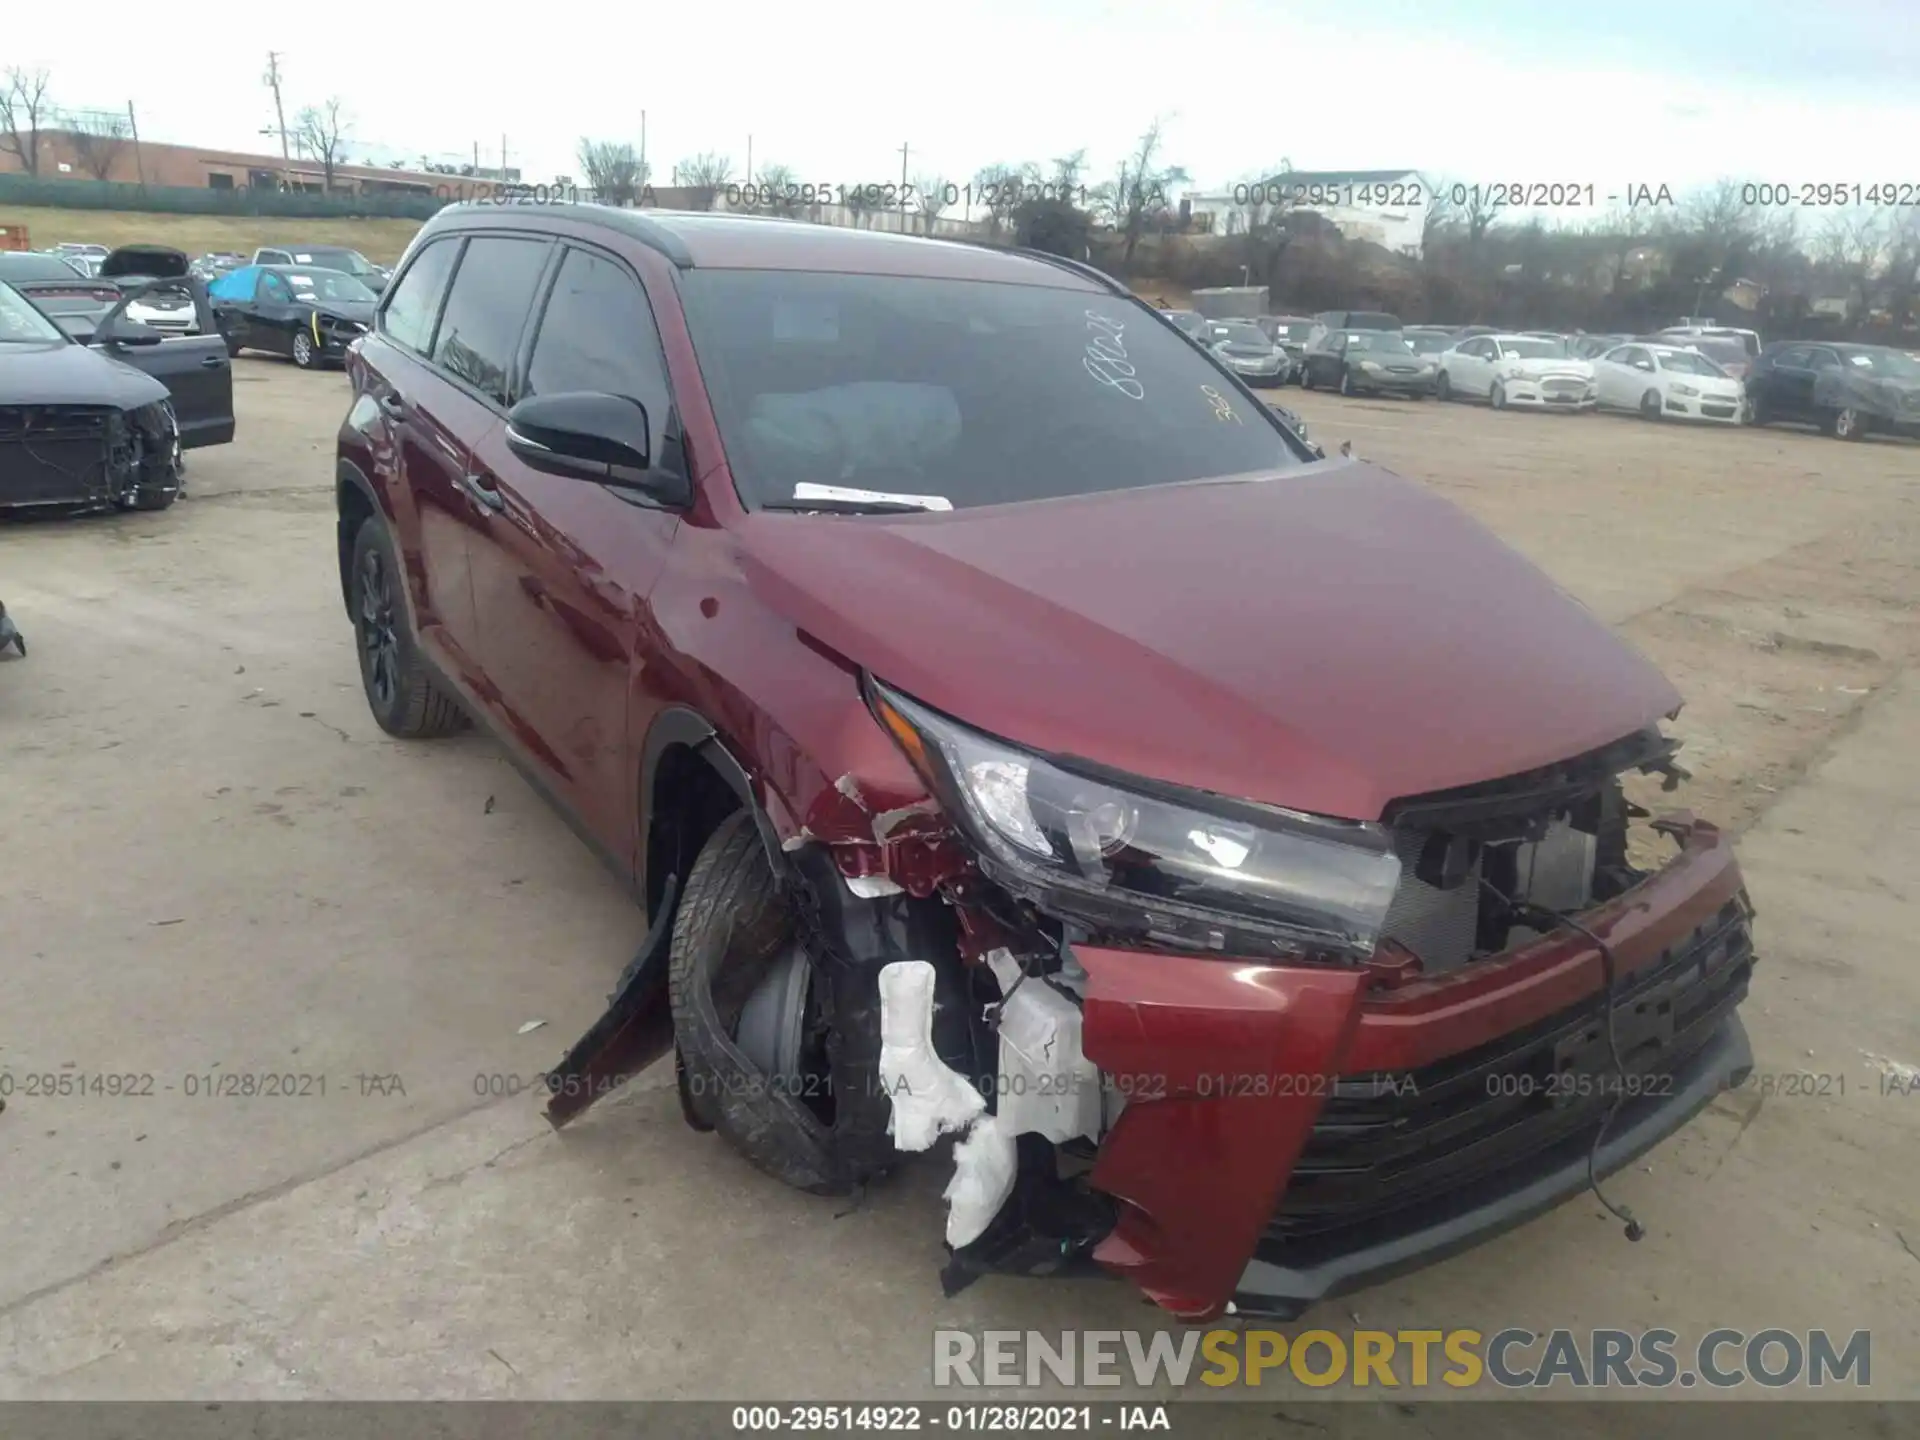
xmin=1358 ymin=360 xmax=1382 ymax=372
xmin=868 ymin=680 xmax=1403 ymax=960
xmin=1671 ymin=382 xmax=1700 ymax=397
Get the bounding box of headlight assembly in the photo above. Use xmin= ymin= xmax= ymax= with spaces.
xmin=1670 ymin=382 xmax=1700 ymax=397
xmin=868 ymin=680 xmax=1403 ymax=960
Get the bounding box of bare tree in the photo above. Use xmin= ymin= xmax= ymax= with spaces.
xmin=1420 ymin=182 xmax=1460 ymax=252
xmin=752 ymin=163 xmax=801 ymax=216
xmin=69 ymin=112 xmax=129 ymax=182
xmin=1673 ymin=179 xmax=1759 ymax=315
xmin=842 ymin=183 xmax=876 ymax=229
xmin=1462 ymin=184 xmax=1505 ymax=247
xmin=295 ymin=98 xmax=350 ymax=191
xmin=1102 ymin=119 xmax=1188 ymax=271
xmin=0 ymin=67 xmax=55 ymax=177
xmin=577 ymin=139 xmax=647 ymax=206
xmin=915 ymin=175 xmax=951 ymax=235
xmin=1876 ymin=207 xmax=1920 ymax=333
xmin=971 ymin=163 xmax=1030 ymax=237
xmin=678 ymin=152 xmax=733 ymax=210
xmin=1818 ymin=208 xmax=1887 ymax=326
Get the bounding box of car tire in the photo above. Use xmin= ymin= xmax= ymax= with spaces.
xmin=222 ymin=329 xmax=243 ymax=358
xmin=1491 ymin=380 xmax=1508 ymax=410
xmin=669 ymin=811 xmax=898 ymax=1196
xmin=349 ymin=516 xmax=467 ymax=738
xmin=1435 ymin=371 xmax=1452 ymax=401
xmin=1640 ymin=389 xmax=1664 ymax=420
xmin=291 ymin=330 xmax=318 ymax=369
xmin=1832 ymin=407 xmax=1865 ymax=441
xmin=1338 ymin=367 xmax=1354 ymax=396
xmin=1299 ymin=365 xmax=1314 ymax=391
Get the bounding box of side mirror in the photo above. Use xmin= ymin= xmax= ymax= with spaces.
xmin=97 ymin=317 xmax=166 ymax=347
xmin=505 ymin=392 xmax=688 ymax=506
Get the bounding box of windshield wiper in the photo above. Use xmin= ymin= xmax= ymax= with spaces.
xmin=761 ymin=497 xmax=937 ymax=515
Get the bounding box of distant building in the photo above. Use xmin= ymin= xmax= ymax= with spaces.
xmin=0 ymin=130 xmax=500 ymax=200
xmin=1186 ymin=169 xmax=1431 ymax=255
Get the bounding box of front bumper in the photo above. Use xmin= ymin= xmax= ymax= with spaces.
xmin=1 ymin=402 xmax=182 ymax=512
xmin=1663 ymin=394 xmax=1745 ymax=423
xmin=1076 ymin=819 xmax=1751 ymax=1320
xmin=1352 ymin=368 xmax=1435 ymax=394
xmin=1502 ymin=378 xmax=1596 ymax=409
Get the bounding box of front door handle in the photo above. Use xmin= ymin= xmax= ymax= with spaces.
xmin=200 ymin=355 xmax=227 ymax=368
xmin=460 ymin=470 xmax=504 ymax=513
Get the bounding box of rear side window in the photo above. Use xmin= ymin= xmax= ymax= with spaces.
xmin=525 ymin=247 xmax=672 ymax=422
xmin=380 ymin=238 xmax=459 ymax=355
xmin=430 ymin=236 xmax=551 ymax=406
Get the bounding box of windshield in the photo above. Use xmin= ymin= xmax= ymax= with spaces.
xmin=1657 ymin=349 xmax=1725 ymax=377
xmin=282 ymin=269 xmax=378 ymax=302
xmin=0 ymin=282 xmax=67 ymax=343
xmin=1686 ymin=339 xmax=1745 ymax=366
xmin=1347 ymin=331 xmax=1410 ymax=352
xmin=1216 ymin=323 xmax=1269 ymax=348
xmin=678 ymin=270 xmax=1308 ymax=512
xmin=1 ymin=254 xmax=88 ymax=282
xmin=1498 ymin=337 xmax=1569 ymax=359
xmin=294 ymin=248 xmax=378 ymax=276
xmin=1405 ymin=332 xmax=1449 ymax=354
xmin=1845 ymin=348 xmax=1920 ymax=380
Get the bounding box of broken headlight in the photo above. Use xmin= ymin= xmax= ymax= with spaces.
xmin=869 ymin=679 xmax=1402 ymax=960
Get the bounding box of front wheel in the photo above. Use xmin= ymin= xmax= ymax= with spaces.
xmin=1640 ymin=388 xmax=1664 ymax=420
xmin=349 ymin=517 xmax=467 ymax=738
xmin=1435 ymin=371 xmax=1452 ymax=401
xmin=1832 ymin=407 xmax=1866 ymax=441
xmin=1490 ymin=379 xmax=1508 ymax=410
xmin=291 ymin=329 xmax=318 ymax=369
xmin=1338 ymin=367 xmax=1355 ymax=396
xmin=1299 ymin=365 xmax=1314 ymax=391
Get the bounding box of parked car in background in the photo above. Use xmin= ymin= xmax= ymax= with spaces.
xmin=334 ymin=204 xmax=1755 ymax=1324
xmin=1451 ymin=324 xmax=1500 ymax=340
xmin=1744 ymin=342 xmax=1920 ymax=441
xmin=1662 ymin=334 xmax=1753 ymax=383
xmin=1159 ymin=308 xmax=1210 ymax=341
xmin=210 ymin=264 xmax=378 ymax=368
xmin=190 ymin=252 xmax=248 ymax=285
xmin=0 ymin=251 xmax=124 ymax=339
xmin=0 ymin=276 xmax=234 ymax=512
xmin=51 ymin=242 xmax=110 ymax=268
xmin=252 ymin=244 xmax=391 ymax=291
xmin=1592 ymin=343 xmax=1746 ymax=423
xmin=1203 ymin=319 xmax=1292 ymax=386
xmin=1571 ymin=333 xmax=1633 ymax=360
xmin=1402 ymin=327 xmax=1453 ymax=362
xmin=1306 ymin=308 xmax=1402 ymax=348
xmin=1658 ymin=325 xmax=1761 ymax=362
xmin=1301 ymin=329 xmax=1433 ymax=397
xmin=1436 ymin=334 xmax=1596 ymax=410
xmin=100 ymin=246 xmax=204 ymax=334
xmin=1255 ymin=314 xmax=1316 ymax=371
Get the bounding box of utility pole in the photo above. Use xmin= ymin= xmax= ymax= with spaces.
xmin=263 ymin=52 xmax=289 ymax=158
xmin=500 ymin=133 xmax=508 ymax=178
xmin=639 ymin=110 xmax=647 ymax=187
xmin=128 ymin=102 xmax=146 ymax=187
xmin=899 ymin=141 xmax=909 ymax=234
xmin=745 ymin=134 xmax=752 ymax=187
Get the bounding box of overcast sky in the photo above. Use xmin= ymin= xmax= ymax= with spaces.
xmin=10 ymin=0 xmax=1916 ymax=209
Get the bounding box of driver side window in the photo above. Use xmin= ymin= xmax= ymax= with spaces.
xmin=261 ymin=274 xmax=291 ymax=303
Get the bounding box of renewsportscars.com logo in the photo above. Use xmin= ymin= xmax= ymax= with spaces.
xmin=933 ymin=1328 xmax=1872 ymax=1391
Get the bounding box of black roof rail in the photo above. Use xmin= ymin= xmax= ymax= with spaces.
xmin=435 ymin=200 xmax=697 ymax=268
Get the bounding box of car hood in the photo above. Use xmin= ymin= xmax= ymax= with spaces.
xmin=314 ymin=299 xmax=375 ymax=325
xmin=1673 ymin=373 xmax=1745 ymax=397
xmin=735 ymin=461 xmax=1682 ymax=821
xmin=0 ymin=341 xmax=170 ymax=408
xmin=1502 ymin=357 xmax=1593 ymax=379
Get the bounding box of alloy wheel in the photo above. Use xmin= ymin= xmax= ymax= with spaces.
xmin=358 ymin=547 xmax=400 ymax=711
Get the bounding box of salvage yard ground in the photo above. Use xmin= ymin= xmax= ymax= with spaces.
xmin=1 ymin=363 xmax=1917 ymax=1424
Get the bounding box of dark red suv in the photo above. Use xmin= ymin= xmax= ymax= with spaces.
xmin=336 ymin=204 xmax=1756 ymax=1321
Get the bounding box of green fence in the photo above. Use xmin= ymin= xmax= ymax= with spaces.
xmin=0 ymin=173 xmax=450 ymax=220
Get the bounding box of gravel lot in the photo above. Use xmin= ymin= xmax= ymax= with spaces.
xmin=2 ymin=360 xmax=1916 ymax=1417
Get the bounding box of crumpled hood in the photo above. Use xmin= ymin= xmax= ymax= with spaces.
xmin=314 ymin=299 xmax=375 ymax=326
xmin=0 ymin=342 xmax=169 ymax=408
xmin=736 ymin=460 xmax=1682 ymax=821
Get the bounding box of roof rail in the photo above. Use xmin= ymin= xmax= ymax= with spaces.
xmin=436 ymin=200 xmax=696 ymax=268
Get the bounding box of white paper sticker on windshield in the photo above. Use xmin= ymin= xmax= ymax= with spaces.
xmin=293 ymin=253 xmax=314 ymax=262
xmin=1848 ymin=355 xmax=1873 ymax=367
xmin=792 ymin=483 xmax=952 ymax=510
xmin=289 ymin=275 xmax=314 ymax=286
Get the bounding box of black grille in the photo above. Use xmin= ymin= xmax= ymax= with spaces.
xmin=1265 ymin=895 xmax=1754 ymax=1245
xmin=0 ymin=406 xmax=117 ymax=507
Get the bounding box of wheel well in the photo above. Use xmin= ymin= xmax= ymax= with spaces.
xmin=337 ymin=477 xmax=375 ymax=615
xmin=646 ymin=742 xmax=746 ymax=923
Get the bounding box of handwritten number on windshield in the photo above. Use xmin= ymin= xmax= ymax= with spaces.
xmin=1200 ymin=385 xmax=1242 ymax=423
xmin=1084 ymin=311 xmax=1144 ymax=399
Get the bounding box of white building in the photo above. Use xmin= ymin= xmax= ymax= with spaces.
xmin=1185 ymin=169 xmax=1432 ymax=256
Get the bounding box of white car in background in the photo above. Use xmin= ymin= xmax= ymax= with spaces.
xmin=1434 ymin=333 xmax=1597 ymax=410
xmin=1592 ymin=342 xmax=1747 ymax=423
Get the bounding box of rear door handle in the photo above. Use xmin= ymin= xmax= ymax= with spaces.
xmin=460 ymin=470 xmax=504 ymax=513
xmin=200 ymin=355 xmax=227 ymax=368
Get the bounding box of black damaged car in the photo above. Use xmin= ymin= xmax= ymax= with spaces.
xmin=1 ymin=277 xmax=234 ymax=514
xmin=1744 ymin=341 xmax=1920 ymax=441
xmin=210 ymin=263 xmax=378 ymax=369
